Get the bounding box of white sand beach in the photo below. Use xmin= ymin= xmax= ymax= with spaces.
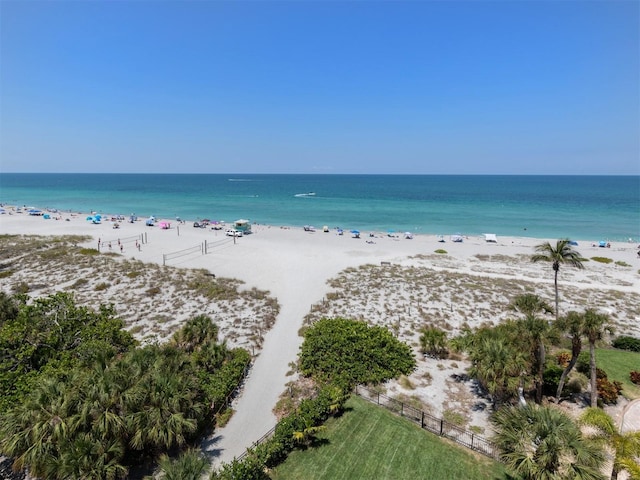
xmin=1 ymin=208 xmax=639 ymax=466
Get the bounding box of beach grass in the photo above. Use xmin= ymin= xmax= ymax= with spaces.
xmin=596 ymin=348 xmax=640 ymax=399
xmin=270 ymin=395 xmax=505 ymax=480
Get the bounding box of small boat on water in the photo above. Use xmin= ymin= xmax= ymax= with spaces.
xmin=294 ymin=192 xmax=316 ymax=197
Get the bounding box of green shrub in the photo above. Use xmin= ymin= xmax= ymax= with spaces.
xmin=615 ymin=260 xmax=631 ymax=267
xmin=543 ymin=364 xmax=564 ymax=395
xmin=78 ymin=248 xmax=99 ymax=255
xmin=434 ymin=249 xmax=448 ymax=254
xmin=612 ymin=335 xmax=640 ymax=352
xmin=0 ymin=270 xmax=13 ymax=278
xmin=590 ymin=256 xmax=613 ymax=264
xmin=566 ymin=373 xmax=588 ymax=394
xmin=576 ymin=351 xmax=590 ymax=375
xmin=71 ymin=278 xmax=89 ymax=288
xmin=94 ymin=282 xmax=109 ymax=291
xmin=299 ymin=318 xmax=416 ymax=389
xmin=11 ymin=282 xmax=29 ymax=294
xmin=146 ymin=286 xmax=161 ymax=296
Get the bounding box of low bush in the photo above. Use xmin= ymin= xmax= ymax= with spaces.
xmin=556 ymin=351 xmax=571 ymax=367
xmin=630 ymin=371 xmax=640 ymax=385
xmin=612 ymin=335 xmax=640 ymax=352
xmin=434 ymin=249 xmax=448 ymax=254
xmin=566 ymin=373 xmax=588 ymax=394
xmin=590 ymin=256 xmax=613 ymax=264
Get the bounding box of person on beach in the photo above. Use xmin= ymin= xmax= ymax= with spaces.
xmin=120 ymin=244 xmax=123 ymax=253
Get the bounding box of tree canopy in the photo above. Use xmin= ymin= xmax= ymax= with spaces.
xmin=0 ymin=293 xmax=250 ymax=479
xmin=298 ymin=317 xmax=416 ymax=389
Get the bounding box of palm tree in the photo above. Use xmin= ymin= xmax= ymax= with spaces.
xmin=171 ymin=315 xmax=219 ymax=353
xmin=510 ymin=294 xmax=554 ymax=403
xmin=0 ymin=376 xmax=74 ymax=476
xmin=581 ymin=407 xmax=640 ymax=480
xmin=555 ymin=311 xmax=584 ymax=400
xmin=492 ymin=403 xmax=606 ymax=480
xmin=419 ymin=325 xmax=448 ymax=358
xmin=468 ymin=335 xmax=529 ymax=408
xmin=158 ymin=448 xmax=210 ymax=480
xmin=532 ymin=239 xmax=584 ymax=321
xmin=582 ymin=309 xmax=614 ymax=407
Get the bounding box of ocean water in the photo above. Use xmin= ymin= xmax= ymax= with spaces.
xmin=1 ymin=174 xmax=638 ymax=242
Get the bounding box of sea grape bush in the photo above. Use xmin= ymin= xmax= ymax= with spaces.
xmin=612 ymin=335 xmax=640 ymax=352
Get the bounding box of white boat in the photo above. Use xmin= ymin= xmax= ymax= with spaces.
xmin=294 ymin=192 xmax=316 ymax=197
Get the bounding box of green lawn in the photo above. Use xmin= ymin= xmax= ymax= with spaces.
xmin=270 ymin=396 xmax=505 ymax=480
xmin=597 ymin=348 xmax=640 ymax=399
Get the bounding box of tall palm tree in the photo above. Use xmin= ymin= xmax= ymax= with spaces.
xmin=510 ymin=294 xmax=554 ymax=403
xmin=555 ymin=311 xmax=584 ymax=400
xmin=532 ymin=239 xmax=584 ymax=321
xmin=492 ymin=403 xmax=606 ymax=480
xmin=582 ymin=309 xmax=614 ymax=407
xmin=581 ymin=407 xmax=640 ymax=480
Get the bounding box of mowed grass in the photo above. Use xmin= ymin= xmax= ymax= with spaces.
xmin=270 ymin=395 xmax=505 ymax=480
xmin=597 ymin=348 xmax=640 ymax=399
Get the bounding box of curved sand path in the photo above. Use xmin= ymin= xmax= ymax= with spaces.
xmin=193 ymin=228 xmax=423 ymax=466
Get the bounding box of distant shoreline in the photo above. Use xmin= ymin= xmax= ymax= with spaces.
xmin=1 ymin=173 xmax=638 ymax=241
xmin=2 ymin=202 xmax=637 ymax=246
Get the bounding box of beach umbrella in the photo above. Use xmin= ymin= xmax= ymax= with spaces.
xmin=350 ymin=230 xmax=360 ymax=234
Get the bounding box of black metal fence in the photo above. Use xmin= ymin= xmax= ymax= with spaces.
xmin=354 ymin=385 xmax=500 ymax=460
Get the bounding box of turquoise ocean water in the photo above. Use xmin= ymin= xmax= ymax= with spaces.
xmin=1 ymin=174 xmax=638 ymax=242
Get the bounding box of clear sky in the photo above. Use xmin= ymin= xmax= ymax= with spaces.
xmin=1 ymin=0 xmax=638 ymax=174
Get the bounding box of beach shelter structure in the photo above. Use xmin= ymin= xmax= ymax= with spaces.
xmin=233 ymin=219 xmax=252 ymax=234
xmin=484 ymin=233 xmax=498 ymax=243
xmin=451 ymin=234 xmax=463 ymax=242
xmin=350 ymin=229 xmax=360 ymax=238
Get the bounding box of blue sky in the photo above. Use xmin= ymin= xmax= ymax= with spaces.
xmin=1 ymin=1 xmax=638 ymax=174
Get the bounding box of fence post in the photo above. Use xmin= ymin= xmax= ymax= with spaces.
xmin=163 ymin=254 xmax=166 ymax=266
xmin=440 ymin=419 xmax=444 ymax=436
xmin=400 ymin=401 xmax=404 ymax=417
xmin=471 ymin=434 xmax=474 ymax=450
xmin=377 ymin=392 xmax=380 ymax=405
xmin=421 ymin=411 xmax=424 ymax=429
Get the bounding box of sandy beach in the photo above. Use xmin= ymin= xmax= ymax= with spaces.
xmin=1 ymin=208 xmax=639 ymax=465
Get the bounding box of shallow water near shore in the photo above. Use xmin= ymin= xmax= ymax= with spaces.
xmin=1 ymin=173 xmax=638 ymax=242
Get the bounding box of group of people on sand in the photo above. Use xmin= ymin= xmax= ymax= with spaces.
xmin=97 ymin=238 xmax=141 ymax=253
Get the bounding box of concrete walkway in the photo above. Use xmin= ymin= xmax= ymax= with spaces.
xmin=620 ymin=398 xmax=640 ymax=433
